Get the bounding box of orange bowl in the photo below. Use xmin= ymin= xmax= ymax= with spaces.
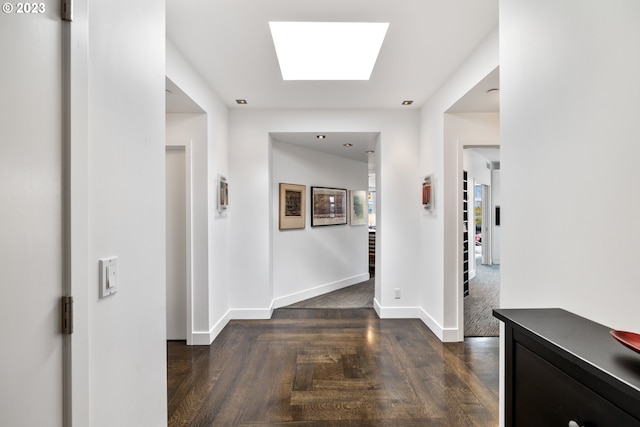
xmin=611 ymin=330 xmax=640 ymax=354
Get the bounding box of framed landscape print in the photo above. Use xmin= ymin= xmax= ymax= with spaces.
xmin=279 ymin=183 xmax=306 ymax=230
xmin=349 ymin=190 xmax=367 ymax=225
xmin=311 ymin=186 xmax=347 ymax=226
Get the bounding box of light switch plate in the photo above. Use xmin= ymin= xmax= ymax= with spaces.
xmin=99 ymin=256 xmax=118 ymax=298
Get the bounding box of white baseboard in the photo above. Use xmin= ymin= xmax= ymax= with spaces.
xmin=189 ymin=295 xmax=462 ymax=346
xmin=272 ymin=273 xmax=370 ymax=308
xmin=376 ymin=305 xmax=421 ymax=319
xmin=228 ymin=306 xmax=274 ymax=320
xmin=373 ymin=298 xmax=382 ymax=317
xmin=191 ymin=309 xmax=232 ymax=345
xmin=190 ymin=304 xmax=276 ymax=346
xmin=373 ymin=303 xmax=461 ymax=343
xmin=417 ymin=307 xmax=461 ymax=342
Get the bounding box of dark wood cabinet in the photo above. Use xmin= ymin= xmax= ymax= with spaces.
xmin=494 ymin=308 xmax=640 ymax=427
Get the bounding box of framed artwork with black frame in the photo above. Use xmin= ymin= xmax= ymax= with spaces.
xmin=311 ymin=186 xmax=347 ymax=226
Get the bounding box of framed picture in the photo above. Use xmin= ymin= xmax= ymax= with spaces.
xmin=218 ymin=175 xmax=228 ymax=212
xmin=279 ymin=183 xmax=306 ymax=230
xmin=422 ymin=174 xmax=433 ymax=211
xmin=349 ymin=190 xmax=367 ymax=226
xmin=311 ymin=186 xmax=347 ymax=226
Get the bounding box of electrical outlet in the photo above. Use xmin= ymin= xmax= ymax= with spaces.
xmin=394 ymin=288 xmax=401 ymax=299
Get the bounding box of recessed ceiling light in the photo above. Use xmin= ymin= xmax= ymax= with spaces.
xmin=366 ymin=150 xmax=375 ymax=154
xmin=165 ymin=89 xmax=173 ymax=94
xmin=486 ymin=88 xmax=500 ymax=93
xmin=316 ymin=135 xmax=326 ymax=139
xmin=402 ymin=100 xmax=414 ymax=105
xmin=343 ymin=143 xmax=353 ymax=148
xmin=236 ymin=99 xmax=248 ymax=105
xmin=269 ymin=22 xmax=389 ymax=80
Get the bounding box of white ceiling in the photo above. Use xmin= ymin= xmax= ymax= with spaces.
xmin=467 ymin=147 xmax=500 ymax=163
xmin=165 ymin=78 xmax=204 ymax=114
xmin=271 ymin=132 xmax=379 ymax=164
xmin=447 ymin=67 xmax=500 ymax=113
xmin=166 ymin=0 xmax=499 ymax=110
xmin=165 ymin=1 xmax=500 ymax=162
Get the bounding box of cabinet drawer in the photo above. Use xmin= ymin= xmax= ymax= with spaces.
xmin=514 ymin=342 xmax=640 ymax=426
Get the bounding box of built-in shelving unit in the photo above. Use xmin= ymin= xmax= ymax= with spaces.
xmin=463 ymin=170 xmax=469 ymax=297
xmin=368 ymin=231 xmax=375 ymax=277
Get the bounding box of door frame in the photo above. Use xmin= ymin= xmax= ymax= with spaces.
xmin=166 ymin=143 xmax=194 ymax=344
xmin=457 ymin=140 xmax=499 ymax=341
xmin=65 ymin=1 xmax=91 ymax=423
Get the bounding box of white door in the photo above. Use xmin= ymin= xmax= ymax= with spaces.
xmin=166 ymin=147 xmax=187 ymax=340
xmin=0 ymin=1 xmax=65 ymax=425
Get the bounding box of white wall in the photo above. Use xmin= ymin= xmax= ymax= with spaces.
xmin=500 ymin=0 xmax=640 ymax=331
xmin=272 ymin=141 xmax=369 ymax=306
xmin=463 ymin=148 xmax=493 ymax=186
xmin=228 ymin=109 xmax=420 ymax=318
xmin=418 ymin=28 xmax=499 ymax=341
xmin=85 ymin=0 xmax=167 ymax=425
xmin=166 ymin=40 xmax=231 ymax=344
xmin=166 ymin=114 xmax=207 ymax=342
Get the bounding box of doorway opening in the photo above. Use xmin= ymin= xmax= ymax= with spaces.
xmin=165 ymin=77 xmax=204 ymax=345
xmin=462 ymin=148 xmax=501 ymax=337
xmin=166 ymin=146 xmax=189 ymax=341
xmin=269 ymin=132 xmax=378 ymax=310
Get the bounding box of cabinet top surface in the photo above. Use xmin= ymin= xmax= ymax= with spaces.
xmin=494 ymin=308 xmax=640 ymax=395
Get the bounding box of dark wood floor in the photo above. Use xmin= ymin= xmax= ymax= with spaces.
xmin=167 ymin=309 xmax=499 ymax=426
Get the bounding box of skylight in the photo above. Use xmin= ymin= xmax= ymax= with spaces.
xmin=268 ymin=21 xmax=389 ymax=81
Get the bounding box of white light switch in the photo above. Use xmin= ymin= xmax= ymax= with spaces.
xmin=99 ymin=257 xmax=118 ymax=298
xmin=106 ymin=265 xmax=116 ymax=289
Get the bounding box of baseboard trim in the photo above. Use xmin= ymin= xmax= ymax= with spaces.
xmin=373 ymin=298 xmax=382 ymax=317
xmin=190 ymin=304 xmax=276 ymax=346
xmin=373 ymin=304 xmax=461 ymax=343
xmin=191 ymin=310 xmax=232 ymax=346
xmin=272 ymin=273 xmax=370 ymax=308
xmin=229 ymin=306 xmax=274 ymax=320
xmin=376 ymin=305 xmax=421 ymax=319
xmin=189 ymin=299 xmax=462 ymax=346
xmin=417 ymin=307 xmax=461 ymax=342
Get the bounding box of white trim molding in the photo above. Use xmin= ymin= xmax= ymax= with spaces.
xmin=417 ymin=307 xmax=460 ymax=342
xmin=191 ymin=310 xmax=232 ymax=345
xmin=374 ymin=302 xmax=460 ymax=342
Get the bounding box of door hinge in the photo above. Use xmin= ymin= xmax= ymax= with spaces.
xmin=62 ymin=0 xmax=73 ymax=21
xmin=62 ymin=296 xmax=74 ymax=335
